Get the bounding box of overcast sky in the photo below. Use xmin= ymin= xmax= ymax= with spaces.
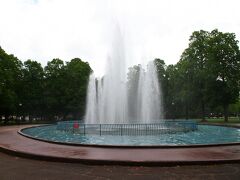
xmin=0 ymin=0 xmax=240 ymax=76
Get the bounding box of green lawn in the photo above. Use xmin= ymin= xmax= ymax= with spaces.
xmin=1 ymin=117 xmax=240 ymax=126
xmin=197 ymin=117 xmax=240 ymax=124
xmin=0 ymin=120 xmax=54 ymax=126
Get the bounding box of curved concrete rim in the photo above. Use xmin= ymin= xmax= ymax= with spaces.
xmin=18 ymin=124 xmax=240 ymax=148
xmin=0 ymin=125 xmax=240 ymax=166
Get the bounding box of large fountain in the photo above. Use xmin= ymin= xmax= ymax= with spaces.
xmin=85 ymin=61 xmax=163 ymax=124
xmin=85 ymin=28 xmax=163 ymax=125
xmin=52 ymin=27 xmax=198 ymax=137
xmin=19 ymin=27 xmax=240 ymax=146
xmin=45 ymin=27 xmax=196 ymax=138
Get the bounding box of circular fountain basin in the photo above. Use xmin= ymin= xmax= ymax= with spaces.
xmin=19 ymin=121 xmax=240 ymax=146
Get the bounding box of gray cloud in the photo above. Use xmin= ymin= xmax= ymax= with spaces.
xmin=0 ymin=0 xmax=239 ymax=76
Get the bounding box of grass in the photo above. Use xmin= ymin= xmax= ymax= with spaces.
xmin=197 ymin=117 xmax=240 ymax=124
xmin=0 ymin=120 xmax=54 ymax=126
xmin=1 ymin=117 xmax=240 ymax=126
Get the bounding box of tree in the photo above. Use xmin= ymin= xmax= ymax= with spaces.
xmin=180 ymin=30 xmax=210 ymax=121
xmin=180 ymin=29 xmax=240 ymax=121
xmin=164 ymin=61 xmax=197 ymax=119
xmin=0 ymin=47 xmax=23 ymax=123
xmin=229 ymin=98 xmax=240 ymax=118
xmin=0 ymin=46 xmax=93 ymax=123
xmin=64 ymin=58 xmax=92 ymax=118
xmin=153 ymin=59 xmax=167 ymax=117
xmin=44 ymin=58 xmax=66 ymax=120
xmin=154 ymin=58 xmax=166 ymax=82
xmin=206 ymin=29 xmax=240 ymax=122
xmin=21 ymin=60 xmax=44 ymax=121
xmin=164 ymin=64 xmax=179 ymax=118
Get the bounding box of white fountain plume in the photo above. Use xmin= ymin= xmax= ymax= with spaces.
xmin=137 ymin=61 xmax=163 ymax=123
xmin=85 ymin=26 xmax=128 ymax=124
xmin=85 ymin=27 xmax=163 ymax=124
xmin=85 ymin=73 xmax=97 ymax=124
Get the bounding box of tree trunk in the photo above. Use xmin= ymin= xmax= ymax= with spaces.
xmin=3 ymin=114 xmax=9 ymax=125
xmin=29 ymin=114 xmax=33 ymax=123
xmin=201 ymin=100 xmax=206 ymax=122
xmin=223 ymin=104 xmax=228 ymax=122
xmin=185 ymin=102 xmax=189 ymax=120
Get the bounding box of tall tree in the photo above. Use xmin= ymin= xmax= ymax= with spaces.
xmin=21 ymin=60 xmax=44 ymax=121
xmin=180 ymin=30 xmax=210 ymax=121
xmin=164 ymin=64 xmax=179 ymax=118
xmin=180 ymin=29 xmax=240 ymax=121
xmin=44 ymin=58 xmax=66 ymax=120
xmin=0 ymin=47 xmax=23 ymax=123
xmin=207 ymin=29 xmax=240 ymax=121
xmin=64 ymin=58 xmax=92 ymax=118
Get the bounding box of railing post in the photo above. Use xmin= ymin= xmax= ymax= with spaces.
xmin=83 ymin=124 xmax=86 ymax=135
xmin=145 ymin=124 xmax=147 ymax=135
xmin=121 ymin=124 xmax=123 ymax=136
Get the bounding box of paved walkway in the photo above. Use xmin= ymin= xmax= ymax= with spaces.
xmin=0 ymin=152 xmax=240 ymax=180
xmin=0 ymin=125 xmax=240 ymax=165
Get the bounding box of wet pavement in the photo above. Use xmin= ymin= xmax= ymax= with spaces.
xmin=0 ymin=125 xmax=240 ymax=165
xmin=1 ymin=125 xmax=240 ymax=179
xmin=0 ymin=152 xmax=240 ymax=180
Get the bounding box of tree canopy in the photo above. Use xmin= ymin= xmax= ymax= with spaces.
xmin=0 ymin=28 xmax=240 ymax=123
xmin=179 ymin=29 xmax=240 ymax=121
xmin=126 ymin=29 xmax=240 ymax=121
xmin=0 ymin=46 xmax=91 ymax=123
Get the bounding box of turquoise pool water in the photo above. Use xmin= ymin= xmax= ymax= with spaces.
xmin=21 ymin=125 xmax=240 ymax=146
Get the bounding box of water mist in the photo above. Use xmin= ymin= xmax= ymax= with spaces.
xmin=85 ymin=28 xmax=163 ymax=124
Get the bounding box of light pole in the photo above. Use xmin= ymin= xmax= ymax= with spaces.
xmin=172 ymin=102 xmax=175 ymax=120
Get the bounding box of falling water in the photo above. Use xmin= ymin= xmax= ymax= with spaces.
xmin=137 ymin=61 xmax=163 ymax=123
xmin=85 ymin=27 xmax=128 ymax=124
xmin=85 ymin=29 xmax=163 ymax=124
xmin=85 ymin=73 xmax=97 ymax=124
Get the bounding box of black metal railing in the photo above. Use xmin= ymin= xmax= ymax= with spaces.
xmin=56 ymin=120 xmax=198 ymax=136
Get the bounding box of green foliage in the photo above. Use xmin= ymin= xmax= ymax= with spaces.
xmin=0 ymin=28 xmax=240 ymax=123
xmin=0 ymin=47 xmax=22 ymax=122
xmin=0 ymin=48 xmax=91 ymax=123
xmin=44 ymin=58 xmax=66 ymax=118
xmin=21 ymin=60 xmax=44 ymax=120
xmin=126 ymin=29 xmax=240 ymax=121
xmin=64 ymin=58 xmax=92 ymax=117
xmin=154 ymin=58 xmax=166 ymax=81
xmin=178 ymin=29 xmax=240 ymax=121
xmin=206 ymin=30 xmax=240 ymax=108
xmin=43 ymin=58 xmax=92 ymax=119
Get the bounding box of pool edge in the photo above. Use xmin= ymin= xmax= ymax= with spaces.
xmin=18 ymin=124 xmax=240 ymax=148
